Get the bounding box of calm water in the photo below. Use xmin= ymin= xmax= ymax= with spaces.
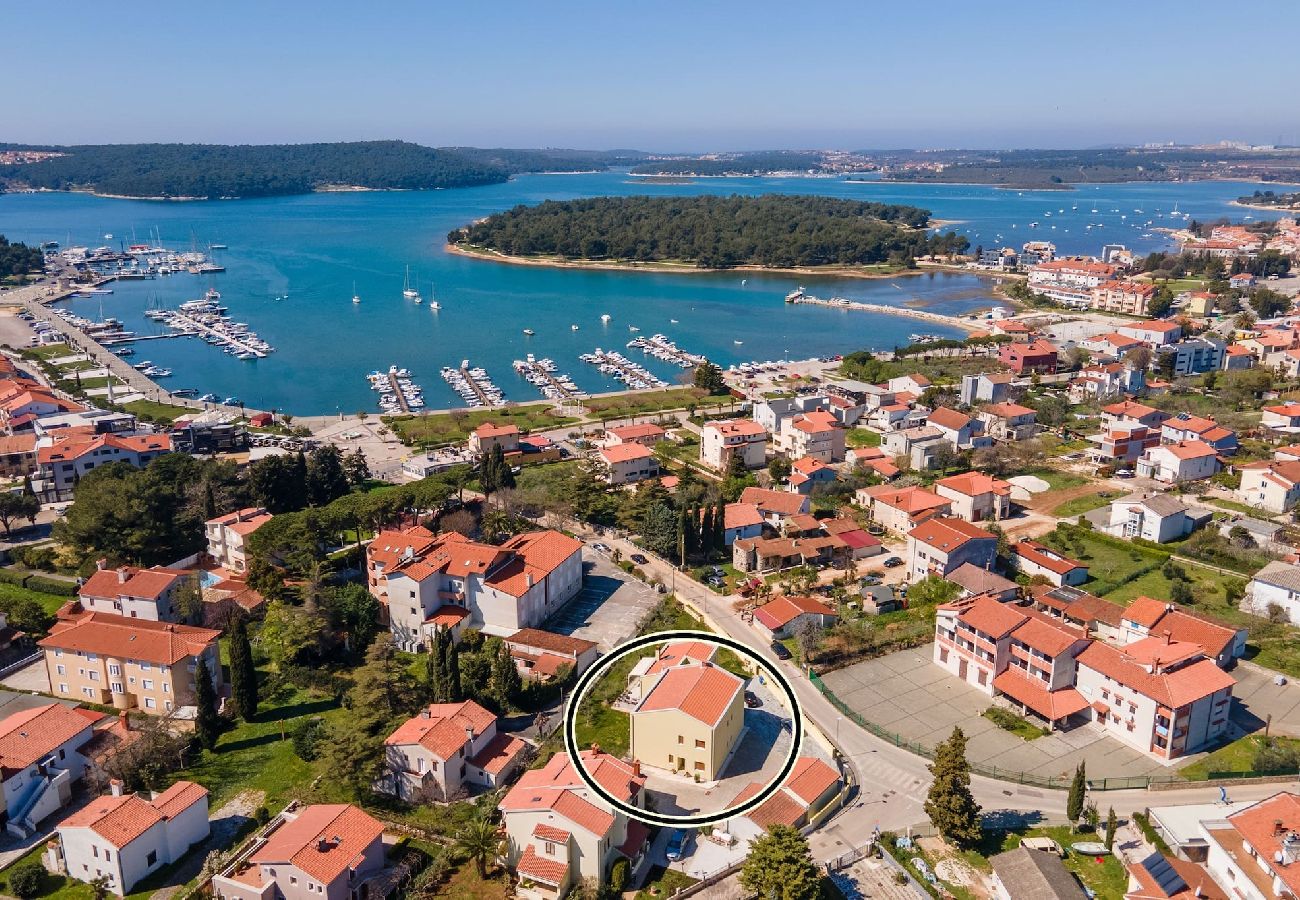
xmin=0 ymin=173 xmax=1291 ymax=414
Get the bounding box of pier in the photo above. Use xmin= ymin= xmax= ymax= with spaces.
xmin=579 ymin=348 xmax=668 ymax=390
xmin=165 ymin=310 xmax=269 ymax=358
xmin=786 ymin=292 xmax=983 ymax=331
xmin=513 ymin=356 xmax=586 ymax=404
xmin=385 ymin=370 xmax=412 ymax=413
xmin=627 ymin=333 xmax=705 ymax=368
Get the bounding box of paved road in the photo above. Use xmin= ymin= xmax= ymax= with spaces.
xmin=563 ymin=529 xmax=1300 ymax=861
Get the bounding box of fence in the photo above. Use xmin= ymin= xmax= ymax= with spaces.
xmin=807 ymin=669 xmax=1300 ymax=792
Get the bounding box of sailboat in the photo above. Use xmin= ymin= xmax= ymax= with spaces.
xmin=402 ymin=266 xmax=422 ymax=302
xmin=428 ymin=283 xmax=440 ymax=310
xmin=352 ymin=281 xmax=361 ymax=304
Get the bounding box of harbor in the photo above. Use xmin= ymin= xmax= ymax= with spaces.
xmin=441 ymin=360 xmax=506 ymax=408
xmin=626 ymin=333 xmax=705 ymax=368
xmin=512 ymin=354 xmax=587 ymax=404
xmin=579 ymin=348 xmax=668 ymax=390
xmin=784 ymin=286 xmax=986 ymax=331
xmin=140 ymin=290 xmax=275 ymax=359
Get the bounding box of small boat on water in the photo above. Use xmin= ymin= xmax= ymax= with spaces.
xmin=571 ymin=324 xmax=579 ymax=331
xmin=628 ymin=325 xmax=640 ymax=332
xmin=601 ymin=314 xmax=611 ymax=323
xmin=402 ymin=266 xmax=422 ymax=303
xmin=352 ymin=281 xmax=361 ymax=304
xmin=523 ymin=329 xmax=535 ymax=336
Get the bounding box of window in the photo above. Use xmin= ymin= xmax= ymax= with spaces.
xmin=104 ymin=851 xmax=111 ymax=862
xmin=165 ymin=701 xmax=173 ymax=712
xmin=88 ymin=671 xmax=99 ymax=681
xmin=290 ymin=877 xmax=297 ymax=886
xmin=143 ymin=679 xmax=154 ymax=690
xmin=58 ymin=683 xmax=68 ymax=694
xmin=144 ymin=697 xmax=156 ymax=709
xmin=111 ymin=683 xmax=123 ymax=693
xmin=695 ymin=740 xmax=706 ymax=749
xmin=677 ymin=735 xmax=684 ymax=744
xmin=147 ymin=850 xmax=157 ymax=867
xmin=93 ymin=846 xmax=99 ymax=858
xmin=694 ymin=761 xmax=705 ymax=771
xmin=109 ymin=664 xmax=120 ymax=676
xmin=544 ymin=842 xmax=555 ymax=856
xmin=54 ymin=649 xmax=63 ymax=658
xmin=162 ymin=683 xmax=170 ymax=693
xmin=56 ymin=664 xmax=65 ymax=675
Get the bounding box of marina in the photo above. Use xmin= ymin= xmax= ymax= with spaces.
xmin=366 ymin=366 xmax=425 ymax=413
xmin=579 ymin=348 xmax=669 ymax=390
xmin=441 ymin=360 xmax=506 ymax=408
xmin=626 ymin=333 xmax=706 ymax=368
xmin=512 ymin=354 xmax=587 ymax=404
xmin=139 ymin=290 xmax=275 ymax=359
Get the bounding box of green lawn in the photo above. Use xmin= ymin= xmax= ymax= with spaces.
xmin=983 ymin=707 xmax=1049 ymax=741
xmin=23 ymin=343 xmax=71 ymax=359
xmin=846 ymin=428 xmax=882 ymax=448
xmin=0 ymin=580 xmax=74 ymax=619
xmin=385 ymin=405 xmax=577 ymax=448
xmin=586 ymin=387 xmax=725 ymax=418
xmin=1051 ymin=491 xmax=1117 ymax=519
xmin=966 ymin=826 xmax=1128 ymax=900
xmin=0 ymin=841 xmax=188 ymax=900
xmin=1180 ymin=735 xmax=1300 ymax=781
xmin=121 ymin=398 xmax=193 ymax=423
xmin=634 ymin=866 xmax=697 ymax=900
xmin=1028 ymin=469 xmax=1093 ymax=492
xmin=1198 ymin=496 xmax=1268 ymax=518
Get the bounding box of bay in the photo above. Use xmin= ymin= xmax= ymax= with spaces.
xmin=0 ymin=172 xmax=1290 ymax=415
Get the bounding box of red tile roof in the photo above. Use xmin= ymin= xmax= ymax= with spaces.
xmin=724 ymin=502 xmax=764 ymax=531
xmin=473 ymin=422 xmax=520 ymax=438
xmin=0 ymin=703 xmax=96 ymax=775
xmin=993 ymin=669 xmax=1089 ymax=720
xmin=783 ymin=757 xmax=840 ymax=805
xmin=1123 ymin=597 xmax=1170 ymax=628
xmin=958 ymin=596 xmax=1027 ymax=639
xmin=980 ymin=402 xmax=1036 ymax=419
xmin=636 ymin=661 xmax=744 ymax=726
xmin=386 ymin=700 xmax=497 ymax=760
xmin=908 ymin=517 xmax=994 ymax=553
xmin=1222 ymin=794 xmax=1300 ymax=897
xmin=738 ymin=487 xmax=808 ymax=517
xmin=936 ymin=471 xmax=1011 ymax=498
xmin=1011 ymin=610 xmax=1085 ymax=657
xmin=926 ymin=407 xmax=972 ymax=431
xmin=705 ymin=419 xmax=767 ymax=438
xmin=250 ymin=804 xmax=384 ymax=886
xmin=61 ymin=780 xmax=207 ymax=849
xmin=754 ymin=596 xmax=837 ymax=631
xmin=1011 ymin=539 xmax=1086 ymax=577
xmin=1076 ymin=642 xmax=1235 ymax=707
xmin=505 ymin=629 xmax=597 ymax=658
xmin=517 ymin=846 xmax=569 ymax=885
xmin=503 ymin=751 xmax=644 ymax=837
xmin=469 ymin=732 xmax=527 ymax=776
xmin=80 ymin=566 xmax=185 ymax=602
xmin=39 ymin=612 xmax=219 ymax=665
xmin=608 ymin=423 xmax=666 ymax=442
xmin=600 ymin=443 xmax=653 ymax=464
xmin=863 ymin=485 xmax=951 ymax=516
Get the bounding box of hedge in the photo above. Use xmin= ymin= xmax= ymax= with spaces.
xmin=0 ymin=568 xmax=78 ymax=596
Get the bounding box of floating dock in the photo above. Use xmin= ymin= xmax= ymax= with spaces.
xmin=784 ymin=288 xmax=982 ymax=331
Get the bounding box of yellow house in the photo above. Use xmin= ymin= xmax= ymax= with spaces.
xmin=625 ymin=640 xmax=718 ymax=703
xmin=629 ymin=661 xmax=744 ymax=781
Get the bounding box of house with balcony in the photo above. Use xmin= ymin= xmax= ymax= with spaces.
xmin=38 ymin=613 xmax=222 ymax=716
xmin=1068 ymin=363 xmax=1145 ymax=404
xmin=1117 ymin=320 xmax=1184 ymax=347
xmin=700 ymin=420 xmax=768 ymax=471
xmin=857 ymin=485 xmax=951 ymax=535
xmin=998 ymin=339 xmax=1059 ymax=374
xmin=205 ymin=508 xmax=273 ymax=574
xmin=603 ymin=423 xmax=666 ymax=448
xmin=77 ymin=565 xmax=189 ymax=622
xmin=1085 ymin=493 xmax=1195 ymax=544
xmin=1008 ymin=539 xmax=1089 ymax=587
xmin=0 ymin=703 xmax=99 ymax=838
xmin=36 ymin=433 xmax=172 ymax=502
xmin=1136 ymin=441 xmax=1221 ymax=484
xmin=212 ymin=803 xmax=388 ymax=900
xmin=1087 ymin=423 xmax=1160 ymax=466
xmin=469 ymin=422 xmax=521 ymax=457
xmin=1091 ymin=280 xmax=1158 ymax=316
xmin=502 ymin=750 xmax=649 ymax=900
xmin=1156 ymin=337 xmax=1227 ymax=377
xmin=55 ymin=781 xmax=209 ymax=896
xmin=1262 ymin=402 xmax=1300 ymax=435
xmin=976 ymin=402 xmax=1038 ymax=442
xmin=378 ymin=700 xmax=527 ymax=802
xmin=1160 ymin=414 xmax=1237 ymax=455
xmin=1202 ymin=792 xmax=1300 ymax=900
xmin=934 ymin=472 xmax=1012 ymax=523
xmin=926 ymin=407 xmax=992 ymax=451
xmin=597 ymin=443 xmax=658 ymax=486
xmin=1237 ymin=460 xmax=1300 ymax=513
xmin=905 ymin=518 xmax=997 ymax=582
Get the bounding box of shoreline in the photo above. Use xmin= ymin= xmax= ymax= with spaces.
xmin=444 ymin=242 xmax=993 ymax=282
xmin=1230 ymin=198 xmax=1300 ymax=213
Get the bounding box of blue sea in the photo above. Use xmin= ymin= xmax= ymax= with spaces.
xmin=0 ymin=172 xmax=1291 ymax=414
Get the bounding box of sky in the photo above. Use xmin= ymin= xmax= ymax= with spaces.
xmin=5 ymin=0 xmax=1298 ymax=151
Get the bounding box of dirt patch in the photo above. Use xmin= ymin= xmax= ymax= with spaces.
xmin=1027 ymin=481 xmax=1111 ymax=514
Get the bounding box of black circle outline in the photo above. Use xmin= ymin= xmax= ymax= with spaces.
xmin=563 ymin=629 xmax=804 ymax=827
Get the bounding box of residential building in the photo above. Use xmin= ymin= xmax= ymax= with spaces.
xmin=603 ymin=423 xmax=665 ymax=447
xmin=1069 ymin=363 xmax=1145 ymax=404
xmin=959 ymin=372 xmax=1018 ymax=406
xmin=881 ymin=425 xmax=946 ymax=469
xmin=1160 ymin=414 xmax=1237 ymax=455
xmin=1027 ymin=258 xmax=1118 ymax=305
xmin=629 ymin=660 xmax=744 ymax=780
xmin=204 ymin=508 xmax=273 ymax=574
xmin=732 ymin=533 xmax=849 ymax=574
xmin=990 ymin=848 xmax=1087 ymax=900
xmin=1117 ymin=320 xmax=1185 ymax=347
xmin=36 ymin=433 xmax=172 ymax=501
xmin=1222 ymin=344 xmax=1254 ymax=370
xmin=38 ymin=613 xmax=222 ymax=715
xmin=379 ymin=700 xmax=527 ymax=801
xmin=212 ymin=803 xmax=386 ymax=900
xmin=1008 ymin=539 xmax=1089 ymax=587
xmin=857 ymin=485 xmax=951 ymax=534
xmin=1116 ymin=597 xmax=1245 ymax=669
xmin=501 ymin=750 xmax=649 ymax=898
xmin=729 ymin=757 xmax=843 ymax=831
xmin=1156 ymin=337 xmax=1227 ymax=377
xmin=1103 ymin=400 xmax=1170 ymax=432
xmin=787 ymin=456 xmax=837 ymax=495
xmin=77 ymin=565 xmax=188 ymax=621
xmin=1261 ymin=402 xmax=1300 ymax=434
xmin=503 ymin=629 xmax=599 ymax=682
xmin=777 ymin=409 xmax=845 ymax=463
xmin=1136 ymin=441 xmax=1221 ymax=484
xmin=868 ymin=402 xmax=918 ymax=432
xmin=56 ymin=781 xmax=209 ymax=896
xmin=1203 ymin=792 xmax=1300 ymax=900
xmin=700 ymin=419 xmax=768 ymax=471
xmin=368 ymin=528 xmax=583 ymax=648
xmin=597 ymin=443 xmax=659 ymax=485
xmin=753 ymin=595 xmax=838 ymax=639
xmin=1247 ymin=561 xmax=1300 ymax=625
xmin=947 ymin=563 xmax=1018 ymax=602
xmin=470 ymin=422 xmax=520 ymax=456
xmin=753 ymin=395 xmax=833 ymax=435
xmin=976 ymin=402 xmax=1038 ymax=442
xmin=0 ymin=703 xmax=98 ymax=837
xmin=1091 ymin=280 xmax=1158 ymax=316
xmin=845 ymin=446 xmax=900 ymax=479
xmin=818 ymin=517 xmax=882 ymax=560
xmin=1087 ymin=423 xmax=1159 ymax=466
xmin=1086 ymin=493 xmax=1196 ymax=543
xmin=1237 ymin=460 xmax=1300 ymax=513
xmin=1080 ymin=331 xmax=1144 ymax=359
xmin=906 ymin=518 xmax=997 ymax=582
xmin=737 ymin=487 xmax=810 ymax=527
xmin=0 ymin=433 xmax=36 ymax=478
xmin=721 ymin=502 xmax=765 ymax=545
xmin=1073 ymin=639 xmax=1234 ymax=761
xmin=934 ymin=471 xmax=1012 ymax=523
xmin=998 ymin=339 xmax=1059 ymax=374
xmin=926 ymin=406 xmax=991 ymax=451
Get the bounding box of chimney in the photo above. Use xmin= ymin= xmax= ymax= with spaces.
xmin=421 ymin=708 xmax=431 ymax=719
xmin=109 ymin=779 xmax=123 ymax=797
xmin=590 ymin=743 xmax=601 ymax=756
xmin=117 ymin=567 xmax=130 ymax=584
xmin=526 ymin=573 xmax=533 ymax=589
xmin=96 ymin=558 xmax=108 ymax=571
xmin=118 ymin=711 xmax=130 ymax=733
xmin=1163 ymin=630 xmax=1172 ymax=645
xmin=632 ymin=760 xmax=641 ymax=778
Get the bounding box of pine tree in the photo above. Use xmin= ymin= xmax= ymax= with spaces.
xmin=923 ymin=727 xmax=982 ymax=849
xmin=228 ymin=618 xmax=259 ymax=722
xmin=1067 ymin=762 xmax=1087 ymax=828
xmin=193 ymin=658 xmax=220 ymax=751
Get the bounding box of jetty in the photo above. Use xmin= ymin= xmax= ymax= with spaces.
xmin=626 ymin=333 xmax=705 ymax=368
xmin=441 ymin=360 xmax=505 ymax=408
xmin=513 ymin=355 xmax=586 ymax=404
xmin=784 ymin=288 xmax=983 ymax=331
xmin=165 ymin=310 xmax=270 ymax=358
xmin=579 ymin=348 xmax=667 ymax=390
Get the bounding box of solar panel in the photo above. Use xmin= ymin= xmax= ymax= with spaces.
xmin=1139 ymin=853 xmax=1188 ymax=895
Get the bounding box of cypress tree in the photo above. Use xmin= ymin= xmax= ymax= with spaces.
xmin=713 ymin=501 xmax=726 ymax=551
xmin=1104 ymin=807 xmax=1117 ymax=850
xmin=193 ymin=657 xmax=220 ymax=751
xmin=700 ymin=506 xmax=714 ymax=560
xmin=1067 ymin=762 xmax=1087 ymax=828
xmin=228 ymin=618 xmax=259 ymax=722
xmin=425 ymin=632 xmax=446 ymax=702
xmin=498 ymin=445 xmax=516 ymax=490
xmin=677 ymin=506 xmax=689 ymax=567
xmin=490 ymin=642 xmax=521 ymax=709
xmin=446 ymin=635 xmax=463 ymax=702
xmin=923 ymin=727 xmax=982 ymax=849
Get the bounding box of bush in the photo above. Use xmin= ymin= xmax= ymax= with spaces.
xmin=291 ymin=717 xmax=326 ymax=761
xmin=608 ymin=859 xmax=629 ymax=895
xmin=7 ymin=861 xmax=45 ymax=899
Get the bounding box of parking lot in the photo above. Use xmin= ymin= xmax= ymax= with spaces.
xmin=543 ymin=553 xmax=661 ymax=651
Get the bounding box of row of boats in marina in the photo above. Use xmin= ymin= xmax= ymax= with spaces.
xmin=441 ymin=362 xmax=506 ymax=408
xmin=625 ymin=333 xmax=706 ymax=368
xmin=366 ymin=366 xmax=426 ymax=412
xmin=142 ymin=290 xmax=275 ymax=360
xmin=579 ymin=348 xmax=668 ymax=390
xmin=512 ymin=354 xmax=586 ymax=403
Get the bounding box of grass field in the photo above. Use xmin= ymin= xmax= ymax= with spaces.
xmin=585 ymin=387 xmax=726 ymax=418
xmin=23 ymin=343 xmax=71 ymax=359
xmin=956 ymin=826 xmax=1128 ymax=900
xmin=846 ymin=428 xmax=882 ymax=448
xmin=385 ymin=405 xmax=577 ymax=447
xmin=1180 ymin=735 xmax=1300 ymax=781
xmin=121 ymin=398 xmax=193 ymax=423
xmin=1051 ymin=490 xmax=1117 ymax=519
xmin=0 ymin=580 xmax=73 ymax=625
xmin=1029 ymin=469 xmax=1093 ymax=492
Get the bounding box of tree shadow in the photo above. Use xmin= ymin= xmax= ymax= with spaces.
xmin=252 ymin=698 xmax=338 ymax=724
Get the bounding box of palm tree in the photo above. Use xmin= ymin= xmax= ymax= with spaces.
xmin=455 ymin=815 xmax=502 ymax=878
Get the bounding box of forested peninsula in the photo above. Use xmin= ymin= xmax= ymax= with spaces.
xmin=0 ymin=142 xmax=640 ymax=200
xmin=447 ymin=194 xmax=968 ymax=269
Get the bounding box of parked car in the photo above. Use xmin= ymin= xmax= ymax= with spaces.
xmin=666 ymin=829 xmax=691 ymax=861
xmin=744 ymin=691 xmax=761 ymax=708
xmin=630 ymin=553 xmax=649 ymax=565
xmin=1114 ymin=469 xmax=1135 ymax=479
xmin=591 ymin=542 xmax=612 ymax=554
xmin=883 ymin=556 xmax=904 ymax=568
xmin=770 ymin=641 xmax=792 ymax=660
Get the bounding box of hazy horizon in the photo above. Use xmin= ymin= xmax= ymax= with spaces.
xmin=5 ymin=0 xmax=1297 ymax=150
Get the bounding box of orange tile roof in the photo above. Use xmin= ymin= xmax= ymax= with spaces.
xmin=607 ymin=423 xmax=665 ymax=442
xmin=754 ymin=595 xmax=837 ymax=631
xmin=636 ymin=661 xmax=743 ymax=726
xmin=1120 ymin=597 xmax=1239 ymax=659
xmin=386 ymin=700 xmax=497 ymax=759
xmin=80 ymin=566 xmax=185 ymax=601
xmin=39 ymin=612 xmax=219 ymax=665
xmin=366 ymin=525 xmax=437 ymax=569
xmin=1011 ymin=539 xmax=1086 ymax=576
xmin=1124 ymin=854 xmax=1225 ymax=900
xmin=739 ymin=486 xmax=808 ymax=517
xmin=250 ymin=804 xmax=384 ymax=886
xmin=517 ymin=846 xmax=569 ymax=885
xmin=473 ymin=421 xmax=519 ymax=438
xmin=957 ymin=596 xmax=1026 ymax=639
xmin=745 ymin=788 xmax=806 ymax=828
xmin=783 ymin=757 xmax=840 ymax=805
xmin=599 ymin=443 xmax=653 ymax=464
xmin=1123 ymin=636 xmax=1204 ymax=669
xmin=926 ymin=406 xmax=972 ymax=431
xmin=505 ymin=629 xmax=597 ymax=658
xmin=37 ymin=432 xmax=171 ymax=464
xmin=1222 ymin=794 xmax=1300 ymax=898
xmin=1157 ymin=440 xmax=1218 ymax=460
xmin=908 ymin=517 xmax=994 ymax=553
xmin=487 ymin=531 xmax=584 ymax=597
xmin=993 ymin=669 xmax=1089 ymax=720
xmin=705 ymin=419 xmax=767 ymax=438
xmin=1103 ymin=400 xmax=1159 ymax=419
xmin=1076 ymin=642 xmax=1235 ymax=707
xmin=643 ymin=641 xmax=718 ymax=676
xmin=1011 ymin=609 xmax=1085 ymax=657
xmin=723 ymin=502 xmax=764 ymax=531
xmin=503 ymin=751 xmax=643 ymax=836
xmin=469 ymin=732 xmax=527 ymax=776
xmin=981 ymin=402 xmax=1036 ymax=418
xmin=532 ymin=823 xmax=571 ymax=844
xmin=791 ymin=410 xmax=839 ymax=434
xmin=864 ymin=484 xmax=951 ymax=516
xmin=0 ymin=703 xmax=96 ymax=775
xmin=61 ymin=780 xmax=207 ymax=849
xmin=936 ymin=471 xmax=1011 ymax=498
xmin=1123 ymin=596 xmax=1170 ymax=628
